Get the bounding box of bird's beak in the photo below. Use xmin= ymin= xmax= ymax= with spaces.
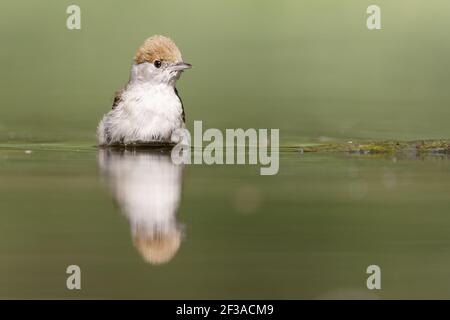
xmin=171 ymin=62 xmax=192 ymax=71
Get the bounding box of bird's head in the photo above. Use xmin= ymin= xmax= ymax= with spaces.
xmin=131 ymin=35 xmax=192 ymax=86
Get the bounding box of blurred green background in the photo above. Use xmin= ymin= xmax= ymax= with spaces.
xmin=2 ymin=1 xmax=450 ymax=300
xmin=1 ymin=0 xmax=450 ymax=144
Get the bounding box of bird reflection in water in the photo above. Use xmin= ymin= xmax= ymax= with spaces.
xmin=98 ymin=148 xmax=184 ymax=265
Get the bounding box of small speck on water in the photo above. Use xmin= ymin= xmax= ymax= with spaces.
xmin=24 ymin=150 xmax=32 ymax=154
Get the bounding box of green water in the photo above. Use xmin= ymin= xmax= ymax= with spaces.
xmin=2 ymin=0 xmax=450 ymax=299
xmin=1 ymin=145 xmax=450 ymax=299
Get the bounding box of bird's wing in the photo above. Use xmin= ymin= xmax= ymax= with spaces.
xmin=112 ymin=88 xmax=124 ymax=109
xmin=174 ymin=87 xmax=185 ymax=122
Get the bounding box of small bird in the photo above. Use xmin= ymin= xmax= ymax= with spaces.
xmin=97 ymin=35 xmax=192 ymax=145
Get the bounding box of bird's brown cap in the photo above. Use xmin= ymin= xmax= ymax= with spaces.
xmin=134 ymin=35 xmax=182 ymax=65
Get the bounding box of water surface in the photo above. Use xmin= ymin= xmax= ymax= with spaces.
xmin=1 ymin=145 xmax=450 ymax=299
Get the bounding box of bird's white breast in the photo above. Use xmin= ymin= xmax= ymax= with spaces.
xmin=99 ymin=82 xmax=184 ymax=144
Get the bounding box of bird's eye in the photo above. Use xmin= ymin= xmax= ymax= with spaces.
xmin=154 ymin=60 xmax=162 ymax=68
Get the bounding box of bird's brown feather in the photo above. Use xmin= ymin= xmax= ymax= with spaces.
xmin=134 ymin=35 xmax=182 ymax=64
xmin=112 ymin=88 xmax=124 ymax=109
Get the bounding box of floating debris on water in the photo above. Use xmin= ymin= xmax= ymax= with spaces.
xmin=296 ymin=140 xmax=450 ymax=155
